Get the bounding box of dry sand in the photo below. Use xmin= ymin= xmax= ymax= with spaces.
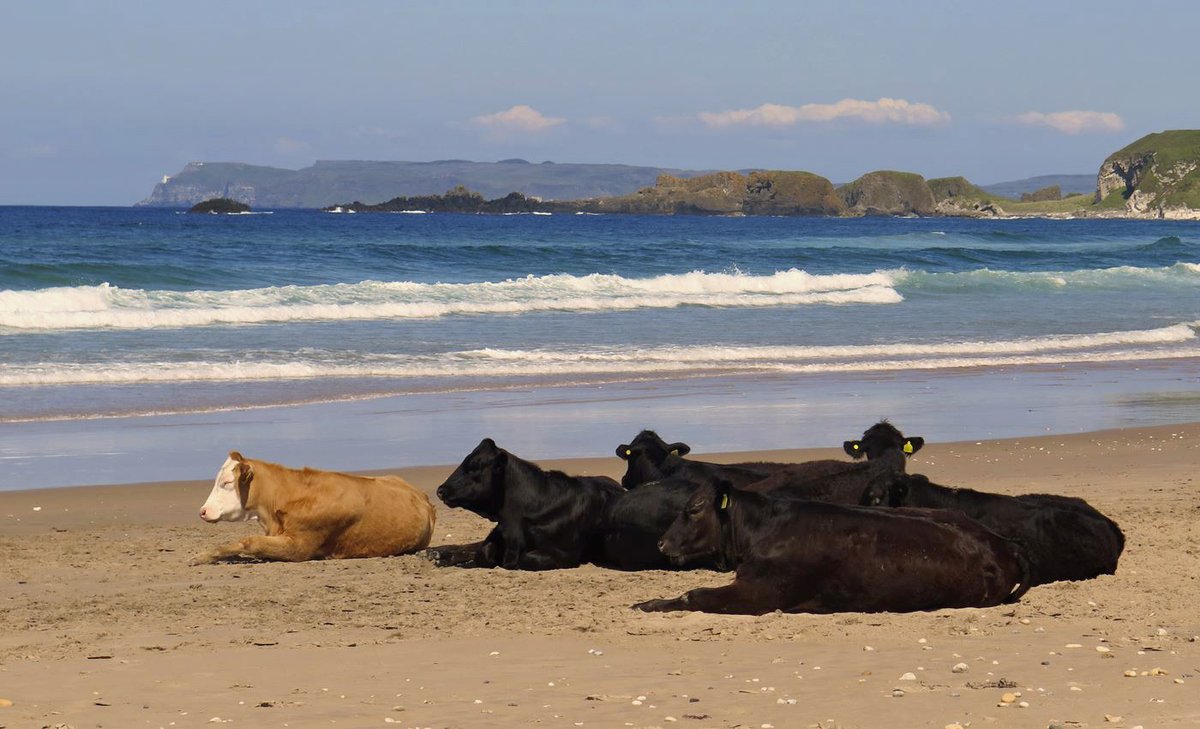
xmin=2 ymin=423 xmax=1199 ymax=728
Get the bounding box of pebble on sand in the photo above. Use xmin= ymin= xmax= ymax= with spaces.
xmin=0 ymin=698 xmax=12 ymax=708
xmin=952 ymin=663 xmax=969 ymax=673
xmin=1124 ymin=670 xmax=1138 ymax=677
xmin=1000 ymin=692 xmax=1018 ymax=704
xmin=899 ymin=672 xmax=917 ymax=681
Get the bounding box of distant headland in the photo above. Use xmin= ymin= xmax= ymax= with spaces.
xmin=140 ymin=130 xmax=1200 ymax=219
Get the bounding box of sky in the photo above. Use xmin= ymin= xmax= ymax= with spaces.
xmin=2 ymin=0 xmax=1198 ymax=205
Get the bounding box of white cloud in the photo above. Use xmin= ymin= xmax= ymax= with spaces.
xmin=471 ymin=105 xmax=565 ymax=133
xmin=698 ymin=98 xmax=951 ymax=128
xmin=1013 ymin=110 xmax=1125 ymax=134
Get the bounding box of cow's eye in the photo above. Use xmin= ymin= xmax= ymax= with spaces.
xmin=221 ymin=480 xmax=235 ymax=490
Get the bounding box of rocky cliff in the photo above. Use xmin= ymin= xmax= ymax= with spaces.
xmin=839 ymin=171 xmax=936 ymax=216
xmin=138 ymin=160 xmax=709 ymax=208
xmin=1094 ymin=130 xmax=1200 ymax=219
xmin=577 ymin=170 xmax=845 ymax=216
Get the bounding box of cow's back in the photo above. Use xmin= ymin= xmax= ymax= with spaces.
xmin=747 ymin=506 xmax=1026 ymax=613
xmin=292 ymin=469 xmax=435 ymax=559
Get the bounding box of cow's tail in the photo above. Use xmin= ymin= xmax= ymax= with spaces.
xmin=1003 ymin=539 xmax=1033 ymax=605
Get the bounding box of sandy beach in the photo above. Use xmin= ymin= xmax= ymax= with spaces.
xmin=2 ymin=422 xmax=1199 ymax=728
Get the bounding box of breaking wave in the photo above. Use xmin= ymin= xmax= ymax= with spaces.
xmin=0 ymin=270 xmax=900 ymax=332
xmin=3 ymin=322 xmax=1195 ymax=386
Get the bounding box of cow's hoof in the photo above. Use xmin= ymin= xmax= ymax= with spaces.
xmin=631 ymin=598 xmax=677 ymax=612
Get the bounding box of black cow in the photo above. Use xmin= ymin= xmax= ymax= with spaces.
xmin=605 ymin=423 xmax=922 ymax=571
xmin=615 ymin=430 xmax=781 ymax=490
xmin=601 ymin=455 xmax=905 ymax=571
xmin=843 ymin=420 xmax=924 ymax=460
xmin=428 ymin=439 xmax=623 ymax=570
xmin=860 ymin=474 xmax=1124 ymax=585
xmin=619 ymin=421 xmax=925 ymax=490
xmin=632 ymin=481 xmax=1030 ymax=615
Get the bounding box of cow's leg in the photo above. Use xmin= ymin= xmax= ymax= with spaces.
xmin=189 ymin=534 xmax=319 ymax=565
xmin=516 ymin=546 xmax=578 ymax=571
xmin=632 ymin=578 xmax=781 ymax=615
xmin=420 ymin=541 xmax=486 ymax=567
xmin=420 ymin=527 xmax=503 ymax=568
xmin=499 ymin=522 xmax=528 ymax=570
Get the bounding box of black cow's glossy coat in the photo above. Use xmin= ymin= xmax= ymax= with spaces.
xmin=429 ymin=439 xmax=623 ymax=570
xmin=633 ymin=482 xmax=1030 ymax=615
xmin=860 ymin=473 xmax=1124 ymax=585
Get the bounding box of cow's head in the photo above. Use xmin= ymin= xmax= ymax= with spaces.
xmin=199 ymin=451 xmax=253 ymax=523
xmin=437 ymin=438 xmax=507 ymax=517
xmin=844 ymin=421 xmax=924 ymax=461
xmin=657 ymin=480 xmax=729 ymax=563
xmin=616 ymin=430 xmax=690 ymax=489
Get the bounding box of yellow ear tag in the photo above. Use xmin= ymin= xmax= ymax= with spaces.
xmin=903 ymin=441 xmax=914 ymax=454
xmin=669 ymin=449 xmax=679 ymax=456
xmin=719 ymin=494 xmax=729 ymax=510
xmin=624 ymin=449 xmax=632 ymax=456
xmin=852 ymin=443 xmax=860 ymax=451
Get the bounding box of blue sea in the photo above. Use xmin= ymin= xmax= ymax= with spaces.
xmin=1 ymin=206 xmax=1198 ymax=488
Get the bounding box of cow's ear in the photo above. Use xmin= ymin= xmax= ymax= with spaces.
xmin=843 ymin=441 xmax=865 ymax=459
xmin=714 ymin=479 xmax=733 ymax=511
xmin=479 ymin=437 xmax=497 ymax=451
xmin=236 ymin=460 xmax=253 ymax=480
xmin=903 ymin=437 xmax=924 ymax=456
xmin=616 ymin=444 xmax=632 ymax=460
xmin=229 ymin=450 xmax=244 ymax=462
xmin=668 ymin=442 xmax=691 ymax=457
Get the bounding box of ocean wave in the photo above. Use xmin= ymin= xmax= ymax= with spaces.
xmin=893 ymin=261 xmax=1200 ymax=291
xmin=3 ymin=322 xmax=1194 ymax=386
xmin=0 ymin=270 xmax=900 ymax=332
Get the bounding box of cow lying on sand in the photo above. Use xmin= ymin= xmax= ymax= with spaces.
xmin=633 ymin=480 xmax=1029 ymax=615
xmin=604 ymin=422 xmax=921 ymax=571
xmin=618 ymin=420 xmax=924 ymax=490
xmin=604 ymin=449 xmax=909 ymax=571
xmin=191 ymin=452 xmax=435 ymax=565
xmin=428 ymin=438 xmax=623 ymax=570
xmin=860 ymin=473 xmax=1124 ymax=585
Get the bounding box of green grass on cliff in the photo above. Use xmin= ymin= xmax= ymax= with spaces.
xmin=1104 ymin=130 xmax=1200 ymax=209
xmin=1002 ymin=193 xmax=1095 ymax=214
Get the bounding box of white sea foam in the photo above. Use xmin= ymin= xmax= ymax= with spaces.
xmin=892 ymin=261 xmax=1200 ymax=290
xmin=0 ymin=270 xmax=901 ymax=332
xmin=3 ymin=322 xmax=1195 ymax=386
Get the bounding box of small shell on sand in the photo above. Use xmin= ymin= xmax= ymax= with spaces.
xmin=1000 ymin=692 xmax=1017 ymax=704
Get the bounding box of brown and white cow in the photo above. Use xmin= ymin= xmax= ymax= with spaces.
xmin=191 ymin=451 xmax=436 ymax=565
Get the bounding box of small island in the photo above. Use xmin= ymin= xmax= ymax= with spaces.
xmin=188 ymin=197 xmax=251 ymax=214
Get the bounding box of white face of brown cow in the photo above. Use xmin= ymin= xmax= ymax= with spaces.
xmin=199 ymin=455 xmax=251 ymax=523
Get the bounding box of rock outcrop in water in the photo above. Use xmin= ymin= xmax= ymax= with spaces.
xmin=187 ymin=197 xmax=251 ymax=214
xmin=1093 ymin=130 xmax=1200 ymax=219
xmin=325 ymin=186 xmax=551 ymax=214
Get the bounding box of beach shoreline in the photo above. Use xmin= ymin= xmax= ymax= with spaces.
xmin=5 ymin=356 xmax=1199 ymax=491
xmin=2 ymin=422 xmax=1199 ymax=727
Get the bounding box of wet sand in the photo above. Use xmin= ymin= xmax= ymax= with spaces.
xmin=2 ymin=423 xmax=1199 ymax=728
